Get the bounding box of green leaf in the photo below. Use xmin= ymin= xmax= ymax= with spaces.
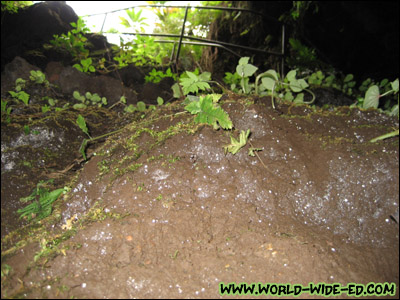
xmin=293 ymin=93 xmax=305 ymax=103
xmin=184 ymin=95 xmax=232 ymax=130
xmin=76 ymin=114 xmax=90 ymax=138
xmin=18 ymin=185 xmax=65 ymax=221
xmin=284 ymin=91 xmax=294 ymax=101
xmin=290 ymin=78 xmax=308 ymax=93
xmin=124 ymin=104 xmax=136 ymax=113
xmin=18 ymin=91 xmax=30 ymax=105
xmin=224 ymin=129 xmax=250 ymax=155
xmin=260 ymin=70 xmax=279 ymax=91
xmin=363 ymin=85 xmax=380 ymax=109
xmin=119 ymin=16 xmax=131 ymax=28
xmin=286 ymin=70 xmax=297 ymax=82
xmin=344 ymin=74 xmax=354 ymax=82
xmin=210 ymin=94 xmax=222 ymax=103
xmin=391 ymin=79 xmax=399 ymax=92
xmin=137 ymin=101 xmax=146 ymax=112
xmin=172 ymin=83 xmax=182 ymax=98
xmin=198 ymin=71 xmax=211 ymax=81
xmin=236 ymin=58 xmax=258 ymax=78
xmin=180 ymin=71 xmax=211 ymax=95
xmin=157 ymin=97 xmax=164 ymax=105
xmin=238 ymin=57 xmax=250 ymax=65
xmin=73 ymin=103 xmax=87 ymax=109
xmin=261 ymin=76 xmax=276 ymax=91
xmin=79 ymin=139 xmax=88 ymax=160
xmin=73 ymin=91 xmax=85 ymax=102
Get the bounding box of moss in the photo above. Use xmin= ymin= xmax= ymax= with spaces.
xmin=93 ymin=104 xmax=201 ymax=187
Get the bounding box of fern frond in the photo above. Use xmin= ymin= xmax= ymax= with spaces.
xmin=184 ymin=95 xmax=232 ymax=130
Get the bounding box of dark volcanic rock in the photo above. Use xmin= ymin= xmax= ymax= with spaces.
xmin=1 ymin=2 xmax=78 ymax=71
xmin=0 ymin=56 xmax=40 ymax=96
xmin=54 ymin=65 xmax=138 ymax=106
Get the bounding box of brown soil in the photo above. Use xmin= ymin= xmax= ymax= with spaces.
xmin=1 ymin=97 xmax=399 ymax=298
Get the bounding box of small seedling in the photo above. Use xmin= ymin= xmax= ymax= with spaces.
xmin=363 ymin=78 xmax=398 ymax=109
xmin=18 ymin=180 xmax=66 ymax=221
xmin=224 ymin=129 xmax=250 ymax=155
xmin=184 ymin=95 xmax=232 ymax=130
xmin=157 ymin=97 xmax=164 ymax=106
xmin=236 ymin=57 xmax=258 ymax=94
xmin=73 ymin=57 xmax=96 ymax=73
xmin=1 ymin=100 xmax=12 ymax=123
xmin=29 ymin=70 xmax=49 ymax=86
xmin=73 ymin=91 xmax=107 ymax=109
xmin=255 ymin=69 xmax=314 ymax=109
xmin=145 ymin=67 xmax=177 ymax=83
xmin=76 ymin=114 xmax=91 ymax=138
xmin=179 ymin=71 xmax=211 ymax=95
xmin=9 ymin=90 xmax=30 ymax=105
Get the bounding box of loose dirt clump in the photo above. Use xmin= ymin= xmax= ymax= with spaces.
xmin=1 ymin=98 xmax=399 ymax=298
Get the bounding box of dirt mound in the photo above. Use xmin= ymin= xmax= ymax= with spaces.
xmin=2 ymin=98 xmax=398 ymax=298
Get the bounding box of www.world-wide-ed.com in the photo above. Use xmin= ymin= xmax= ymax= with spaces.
xmin=219 ymin=282 xmax=396 ymax=297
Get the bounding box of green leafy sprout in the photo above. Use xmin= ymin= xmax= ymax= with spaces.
xmin=184 ymin=94 xmax=232 ymax=130
xmin=180 ymin=71 xmax=212 ymax=95
xmin=236 ymin=57 xmax=258 ymax=94
xmin=73 ymin=91 xmax=107 ymax=109
xmin=9 ymin=90 xmax=30 ymax=105
xmin=18 ymin=180 xmax=67 ymax=222
xmin=145 ymin=67 xmax=177 ymax=83
xmin=224 ymin=129 xmax=250 ymax=155
xmin=255 ymin=68 xmax=315 ymax=109
xmin=50 ymin=17 xmax=90 ymax=60
xmin=73 ymin=57 xmax=96 ymax=73
xmin=29 ymin=70 xmax=49 ymax=86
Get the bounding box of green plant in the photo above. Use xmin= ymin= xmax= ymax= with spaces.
xmin=156 ymin=97 xmax=164 ymax=106
xmin=76 ymin=115 xmax=92 ymax=160
xmin=76 ymin=114 xmax=91 ymax=139
xmin=7 ymin=77 xmax=30 ymax=106
xmin=256 ymin=69 xmax=315 ymax=109
xmin=1 ymin=1 xmax=32 ymax=13
xmin=17 ymin=180 xmax=66 ymax=221
xmin=223 ymin=71 xmax=242 ymax=92
xmin=73 ymin=91 xmax=107 ymax=109
xmin=50 ymin=17 xmax=90 ymax=60
xmin=42 ymin=96 xmax=57 ymax=107
xmin=119 ymin=8 xmax=148 ymax=32
xmin=112 ymin=35 xmax=168 ymax=67
xmin=73 ymin=57 xmax=96 ymax=73
xmin=76 ymin=115 xmax=127 ymax=160
xmin=145 ymin=67 xmax=177 ymax=83
xmin=236 ymin=57 xmax=258 ymax=94
xmin=14 ymin=78 xmax=26 ymax=91
xmin=224 ymin=129 xmax=250 ymax=155
xmin=124 ymin=101 xmax=149 ymax=113
xmin=307 ymin=70 xmax=343 ymax=91
xmin=184 ymin=94 xmax=232 ymax=130
xmin=29 ymin=70 xmax=49 ymax=86
xmin=9 ymin=90 xmax=30 ymax=105
xmin=363 ymin=79 xmax=398 ymax=110
xmin=178 ymin=71 xmax=212 ymax=95
xmin=1 ymin=99 xmax=12 ymax=123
